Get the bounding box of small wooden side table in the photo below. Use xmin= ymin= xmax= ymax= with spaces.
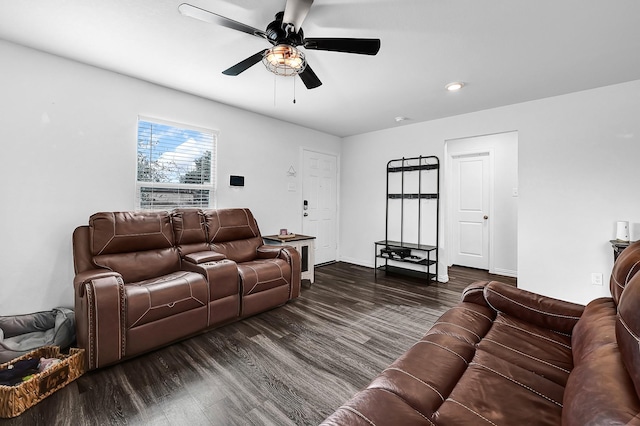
xmin=263 ymin=234 xmax=316 ymax=284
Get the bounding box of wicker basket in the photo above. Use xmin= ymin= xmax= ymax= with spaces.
xmin=0 ymin=346 xmax=84 ymax=418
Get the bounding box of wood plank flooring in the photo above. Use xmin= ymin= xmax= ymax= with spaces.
xmin=0 ymin=264 xmax=515 ymax=426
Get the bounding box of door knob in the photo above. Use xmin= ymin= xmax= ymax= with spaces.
xmin=304 ymin=213 xmax=309 ymax=217
xmin=484 ymin=215 xmax=489 ymax=220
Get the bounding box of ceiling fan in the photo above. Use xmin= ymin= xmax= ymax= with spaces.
xmin=178 ymin=0 xmax=381 ymax=89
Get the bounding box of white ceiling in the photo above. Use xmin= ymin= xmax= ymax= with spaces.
xmin=1 ymin=0 xmax=640 ymax=137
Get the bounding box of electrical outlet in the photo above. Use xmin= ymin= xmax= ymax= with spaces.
xmin=591 ymin=272 xmax=603 ymax=286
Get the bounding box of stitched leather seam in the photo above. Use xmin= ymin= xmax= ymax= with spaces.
xmin=452 ymin=305 xmax=494 ymax=322
xmin=383 ymin=367 xmax=445 ymax=401
xmin=86 ymin=284 xmax=96 ymax=370
xmin=496 ymin=321 xmax=572 ymax=350
xmin=462 ymin=287 xmax=484 ymax=297
xmin=471 ymin=362 xmax=563 ymax=407
xmin=414 ymin=341 xmax=469 ymax=365
xmin=551 ymin=329 xmax=572 ymax=338
xmin=243 ymin=208 xmax=258 ymax=237
xmin=485 ymin=288 xmax=581 ymax=320
xmin=482 ymin=338 xmax=570 ymax=374
xmin=433 ymin=322 xmax=481 ymax=341
xmin=446 ymin=398 xmax=498 ymax=426
xmin=117 ymin=277 xmax=126 ymax=359
xmin=625 ymin=261 xmax=640 ymax=286
xmin=339 ymin=406 xmax=376 ymax=426
xmin=209 ymin=210 xmax=221 ymax=242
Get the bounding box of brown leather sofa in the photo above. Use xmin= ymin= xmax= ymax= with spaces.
xmin=72 ymin=208 xmax=300 ymax=370
xmin=322 ymin=241 xmax=640 ymax=425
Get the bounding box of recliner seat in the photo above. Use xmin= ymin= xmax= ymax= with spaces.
xmin=322 ymin=242 xmax=640 ymax=425
xmin=73 ymin=208 xmax=301 ymax=370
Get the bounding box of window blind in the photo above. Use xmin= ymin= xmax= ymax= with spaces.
xmin=136 ymin=118 xmax=217 ymax=210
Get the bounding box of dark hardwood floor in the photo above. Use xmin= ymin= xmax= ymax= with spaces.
xmin=1 ymin=264 xmax=515 ymax=426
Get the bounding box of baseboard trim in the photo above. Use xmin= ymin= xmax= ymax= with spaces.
xmin=337 ymin=257 xmax=374 ymax=269
xmin=492 ymin=268 xmax=518 ymax=278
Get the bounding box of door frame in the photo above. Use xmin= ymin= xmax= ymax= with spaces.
xmin=445 ymin=144 xmax=496 ymax=274
xmin=300 ymin=147 xmax=340 ymax=264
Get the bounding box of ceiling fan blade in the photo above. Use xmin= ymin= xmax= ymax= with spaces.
xmin=304 ymin=38 xmax=381 ymax=55
xmin=178 ymin=3 xmax=266 ymax=39
xmin=222 ymin=50 xmax=266 ymax=76
xmin=283 ymin=0 xmax=314 ymax=32
xmin=298 ymin=63 xmax=322 ymax=89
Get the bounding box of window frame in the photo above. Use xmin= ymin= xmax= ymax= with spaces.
xmin=135 ymin=116 xmax=218 ymax=211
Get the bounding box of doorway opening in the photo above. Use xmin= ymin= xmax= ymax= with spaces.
xmin=445 ymin=132 xmax=518 ymax=278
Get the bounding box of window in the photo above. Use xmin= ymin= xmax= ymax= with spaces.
xmin=136 ymin=117 xmax=217 ymax=210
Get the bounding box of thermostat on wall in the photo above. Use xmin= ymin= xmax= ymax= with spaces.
xmin=230 ymin=175 xmax=245 ymax=187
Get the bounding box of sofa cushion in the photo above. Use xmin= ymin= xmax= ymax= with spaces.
xmin=94 ymin=247 xmax=181 ymax=284
xmin=124 ymin=270 xmax=208 ymax=329
xmin=171 ymin=208 xmax=210 ymax=256
xmin=435 ymin=349 xmax=564 ymax=425
xmin=477 ymin=313 xmax=573 ymax=386
xmin=90 ymin=211 xmax=174 ymax=255
xmin=211 ymin=237 xmax=263 ymax=263
xmin=205 ymin=208 xmax=260 ymax=243
xmin=237 ymin=258 xmax=291 ymax=296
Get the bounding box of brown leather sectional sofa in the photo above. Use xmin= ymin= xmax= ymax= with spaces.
xmin=322 ymin=242 xmax=640 ymax=425
xmin=72 ymin=208 xmax=300 ymax=370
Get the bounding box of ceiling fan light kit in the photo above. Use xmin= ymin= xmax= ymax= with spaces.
xmin=262 ymin=44 xmax=306 ymax=76
xmin=179 ymin=0 xmax=380 ymax=89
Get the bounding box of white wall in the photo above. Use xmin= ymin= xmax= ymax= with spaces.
xmin=340 ymin=80 xmax=640 ymax=304
xmin=0 ymin=40 xmax=340 ymax=315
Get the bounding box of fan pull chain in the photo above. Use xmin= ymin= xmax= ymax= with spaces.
xmin=293 ymin=77 xmax=297 ymax=104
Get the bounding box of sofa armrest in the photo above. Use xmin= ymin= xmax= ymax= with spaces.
xmin=257 ymin=245 xmax=302 ymax=299
xmin=182 ymin=259 xmax=239 ymax=301
xmin=183 ymin=250 xmax=226 ymax=264
xmin=256 ymin=245 xmax=288 ymax=259
xmin=73 ymin=272 xmax=126 ymax=370
xmin=73 ymin=269 xmax=121 ymax=297
xmin=484 ymin=281 xmax=585 ymax=334
xmin=461 ymin=281 xmax=491 ymax=306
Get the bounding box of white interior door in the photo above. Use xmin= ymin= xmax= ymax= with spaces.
xmin=302 ymin=150 xmax=337 ymax=264
xmin=452 ymin=152 xmax=490 ymax=269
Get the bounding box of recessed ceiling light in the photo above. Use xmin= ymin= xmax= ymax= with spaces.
xmin=395 ymin=116 xmax=410 ymax=122
xmin=445 ymin=82 xmax=465 ymax=91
